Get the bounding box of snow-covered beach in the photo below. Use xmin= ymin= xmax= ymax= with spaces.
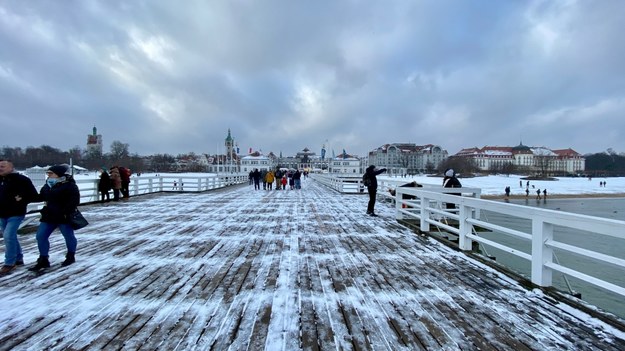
xmin=379 ymin=174 xmax=625 ymax=198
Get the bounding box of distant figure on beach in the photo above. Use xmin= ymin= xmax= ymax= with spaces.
xmin=504 ymin=186 xmax=510 ymax=197
xmin=536 ymin=189 xmax=542 ymax=200
xmin=525 ymin=188 xmax=529 ymax=197
xmin=519 ymin=180 xmax=522 ymax=188
xmin=543 ymin=189 xmax=547 ymax=198
xmin=526 ymin=180 xmax=530 ymax=188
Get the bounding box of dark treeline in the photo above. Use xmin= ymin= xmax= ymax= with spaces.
xmin=584 ymin=151 xmax=625 ymax=176
xmin=1 ymin=141 xmax=145 ymax=172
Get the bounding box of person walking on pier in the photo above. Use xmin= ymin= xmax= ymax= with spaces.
xmin=0 ymin=159 xmax=39 ymax=275
xmin=364 ymin=165 xmax=387 ymax=216
xmin=29 ymin=165 xmax=81 ymax=272
xmin=252 ymin=169 xmax=261 ymax=190
xmin=265 ymin=170 xmax=274 ymax=190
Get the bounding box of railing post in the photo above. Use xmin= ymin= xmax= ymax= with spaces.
xmin=458 ymin=200 xmax=472 ymax=251
xmin=420 ymin=195 xmax=430 ymax=232
xmin=531 ymin=218 xmax=553 ymax=287
xmin=396 ymin=192 xmax=403 ymax=220
xmin=132 ymin=178 xmax=138 ymax=196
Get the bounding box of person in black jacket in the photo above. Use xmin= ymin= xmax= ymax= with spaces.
xmin=29 ymin=165 xmax=81 ymax=272
xmin=98 ymin=168 xmax=111 ymax=203
xmin=0 ymin=160 xmax=39 ymax=275
xmin=442 ymin=168 xmax=462 ymax=210
xmin=364 ymin=165 xmax=387 ymax=216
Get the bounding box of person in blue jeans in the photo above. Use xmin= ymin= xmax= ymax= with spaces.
xmin=28 ymin=165 xmax=80 ymax=272
xmin=0 ymin=159 xmax=39 ymax=275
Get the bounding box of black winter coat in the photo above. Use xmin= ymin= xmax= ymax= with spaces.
xmin=98 ymin=172 xmax=111 ymax=192
xmin=443 ymin=176 xmax=462 ymax=188
xmin=0 ymin=173 xmax=39 ymax=218
xmin=365 ymin=168 xmax=387 ymax=190
xmin=39 ymin=177 xmax=80 ymax=223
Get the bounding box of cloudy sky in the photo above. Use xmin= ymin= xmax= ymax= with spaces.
xmin=1 ymin=0 xmax=624 ymax=157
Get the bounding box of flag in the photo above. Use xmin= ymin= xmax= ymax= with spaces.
xmin=321 ymin=143 xmax=326 ymax=160
xmin=249 ymin=147 xmax=252 ymax=154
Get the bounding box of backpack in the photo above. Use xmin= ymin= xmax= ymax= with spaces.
xmin=362 ymin=173 xmax=371 ymax=187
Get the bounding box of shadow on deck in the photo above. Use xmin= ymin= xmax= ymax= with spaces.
xmin=1 ymin=179 xmax=624 ymax=350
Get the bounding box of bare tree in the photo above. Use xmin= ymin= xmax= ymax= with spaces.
xmin=109 ymin=141 xmax=130 ymax=165
xmin=533 ymin=148 xmax=553 ymax=176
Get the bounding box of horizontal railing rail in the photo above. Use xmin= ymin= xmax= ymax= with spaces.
xmin=394 ymin=187 xmax=625 ymax=298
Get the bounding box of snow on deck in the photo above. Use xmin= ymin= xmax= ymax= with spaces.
xmin=1 ymin=179 xmax=624 ymax=350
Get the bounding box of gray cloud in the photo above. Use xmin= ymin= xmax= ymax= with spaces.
xmin=1 ymin=0 xmax=624 ymax=158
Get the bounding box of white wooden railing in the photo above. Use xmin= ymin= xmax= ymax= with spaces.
xmin=309 ymin=174 xmax=365 ymax=193
xmin=21 ymin=173 xmax=248 ymax=228
xmin=393 ymin=187 xmax=625 ymax=298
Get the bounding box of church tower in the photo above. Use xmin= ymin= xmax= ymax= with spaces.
xmin=86 ymin=126 xmax=103 ymax=154
xmin=225 ymin=128 xmax=235 ymax=160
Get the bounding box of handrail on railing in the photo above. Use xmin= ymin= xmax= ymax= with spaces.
xmin=393 ymin=187 xmax=625 ymax=298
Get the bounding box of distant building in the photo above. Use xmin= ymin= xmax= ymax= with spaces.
xmin=328 ymin=151 xmax=361 ymax=174
xmin=207 ymin=129 xmax=240 ymax=173
xmin=271 ymin=147 xmax=327 ymax=171
xmin=86 ymin=126 xmax=103 ymax=154
xmin=454 ymin=143 xmax=585 ymax=175
xmin=368 ymin=143 xmax=448 ymax=175
xmin=240 ymin=151 xmax=274 ymax=173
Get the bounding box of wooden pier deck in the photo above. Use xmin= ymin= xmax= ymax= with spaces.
xmin=1 ymin=178 xmax=624 ymax=350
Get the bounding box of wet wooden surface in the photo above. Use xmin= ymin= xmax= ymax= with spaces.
xmin=1 ymin=178 xmax=624 ymax=350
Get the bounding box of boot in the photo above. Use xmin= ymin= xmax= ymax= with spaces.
xmin=61 ymin=252 xmax=75 ymax=267
xmin=28 ymin=256 xmax=50 ymax=271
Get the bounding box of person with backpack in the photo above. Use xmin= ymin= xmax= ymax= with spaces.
xmin=28 ymin=165 xmax=81 ymax=272
xmin=364 ymin=165 xmax=387 ymax=216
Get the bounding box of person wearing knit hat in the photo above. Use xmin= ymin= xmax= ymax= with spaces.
xmin=47 ymin=165 xmax=68 ymax=177
xmin=29 ymin=164 xmax=81 ymax=272
xmin=442 ymin=168 xmax=462 ymax=210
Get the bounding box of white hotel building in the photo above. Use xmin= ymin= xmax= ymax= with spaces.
xmin=455 ymin=143 xmax=585 ymax=175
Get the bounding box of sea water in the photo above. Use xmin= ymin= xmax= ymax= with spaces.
xmin=479 ymin=197 xmax=625 ymax=319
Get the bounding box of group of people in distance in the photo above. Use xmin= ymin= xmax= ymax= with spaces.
xmin=97 ymin=166 xmax=131 ymax=202
xmin=364 ymin=166 xmax=462 ymax=216
xmin=1 ymin=160 xmax=81 ymax=275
